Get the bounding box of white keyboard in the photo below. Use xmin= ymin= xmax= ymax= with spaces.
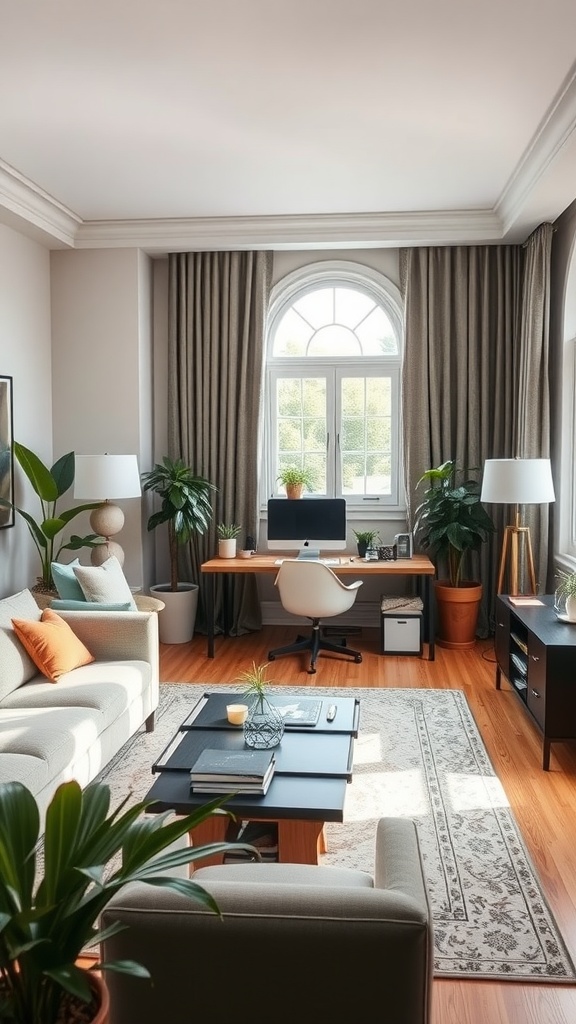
xmin=274 ymin=557 xmax=341 ymax=566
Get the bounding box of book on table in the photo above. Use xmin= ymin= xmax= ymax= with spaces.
xmin=190 ymin=747 xmax=276 ymax=794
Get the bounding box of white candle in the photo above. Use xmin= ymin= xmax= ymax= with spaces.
xmin=226 ymin=703 xmax=248 ymax=725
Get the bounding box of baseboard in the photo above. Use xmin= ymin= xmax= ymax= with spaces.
xmin=260 ymin=600 xmax=380 ymax=628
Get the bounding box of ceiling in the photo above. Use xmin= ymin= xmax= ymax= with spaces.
xmin=2 ymin=0 xmax=576 ymax=252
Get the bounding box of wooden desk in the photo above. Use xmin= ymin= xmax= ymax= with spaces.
xmin=200 ymin=554 xmax=436 ymax=661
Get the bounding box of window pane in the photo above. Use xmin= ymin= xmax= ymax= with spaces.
xmin=275 ymin=377 xmax=326 ymax=494
xmin=341 ymin=376 xmax=392 ymax=496
xmin=273 ymin=308 xmax=312 ymax=356
xmin=293 ymin=288 xmax=333 ymax=328
xmin=357 ymin=307 xmax=398 ymax=355
xmin=335 ymin=288 xmax=376 ymax=328
xmin=308 ymin=325 xmax=360 ymax=357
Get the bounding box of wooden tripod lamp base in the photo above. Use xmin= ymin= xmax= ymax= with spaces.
xmin=496 ymin=522 xmax=537 ymax=596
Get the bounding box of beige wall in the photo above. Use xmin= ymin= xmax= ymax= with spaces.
xmin=50 ymin=248 xmax=153 ymax=588
xmin=0 ymin=224 xmax=52 ymax=596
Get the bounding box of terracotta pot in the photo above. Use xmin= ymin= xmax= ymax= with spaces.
xmin=58 ymin=972 xmax=110 ymax=1023
xmin=285 ymin=483 xmax=303 ymax=499
xmin=434 ymin=580 xmax=483 ymax=650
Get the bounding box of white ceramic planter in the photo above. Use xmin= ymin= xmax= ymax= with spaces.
xmin=218 ymin=538 xmax=237 ymax=558
xmin=566 ymin=595 xmax=576 ymax=622
xmin=150 ymin=583 xmax=199 ymax=644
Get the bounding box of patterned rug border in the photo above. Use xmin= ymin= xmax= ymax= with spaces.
xmin=98 ymin=683 xmax=576 ymax=984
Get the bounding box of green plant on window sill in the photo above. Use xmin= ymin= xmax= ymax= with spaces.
xmin=555 ymin=568 xmax=576 ymax=599
xmin=0 ymin=442 xmax=102 ymax=591
xmin=216 ymin=522 xmax=242 ymax=540
xmin=276 ymin=467 xmax=314 ymax=490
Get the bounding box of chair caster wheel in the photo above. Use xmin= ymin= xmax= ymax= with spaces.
xmin=268 ymin=654 xmax=276 ymax=661
xmin=308 ymin=666 xmax=317 ymax=674
xmin=355 ymin=654 xmax=362 ymax=663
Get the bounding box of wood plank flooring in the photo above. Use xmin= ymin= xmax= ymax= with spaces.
xmin=160 ymin=627 xmax=576 ymax=1024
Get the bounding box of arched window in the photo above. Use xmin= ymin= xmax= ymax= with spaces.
xmin=264 ymin=261 xmax=404 ymax=511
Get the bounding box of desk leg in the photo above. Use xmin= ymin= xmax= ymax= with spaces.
xmin=426 ymin=575 xmax=435 ymax=661
xmin=206 ymin=575 xmax=215 ymax=658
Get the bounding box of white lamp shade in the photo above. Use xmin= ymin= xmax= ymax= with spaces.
xmin=74 ymin=454 xmax=141 ymax=500
xmin=481 ymin=458 xmax=555 ymax=505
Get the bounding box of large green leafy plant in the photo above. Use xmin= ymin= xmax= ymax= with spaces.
xmin=0 ymin=443 xmax=101 ymax=590
xmin=413 ymin=460 xmax=495 ymax=587
xmin=0 ymin=778 xmax=251 ymax=1024
xmin=141 ymin=457 xmax=217 ymax=591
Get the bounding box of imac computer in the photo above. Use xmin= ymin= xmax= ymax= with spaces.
xmin=267 ymin=498 xmax=347 ymax=559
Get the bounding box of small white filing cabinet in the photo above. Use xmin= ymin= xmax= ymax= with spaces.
xmin=380 ymin=611 xmax=423 ymax=656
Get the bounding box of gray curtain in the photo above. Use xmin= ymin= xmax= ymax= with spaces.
xmin=168 ymin=250 xmax=273 ymax=634
xmin=400 ymin=239 xmax=539 ymax=634
xmin=516 ymin=224 xmax=554 ymax=593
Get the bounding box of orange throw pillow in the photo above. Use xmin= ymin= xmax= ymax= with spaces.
xmin=11 ymin=608 xmax=95 ymax=682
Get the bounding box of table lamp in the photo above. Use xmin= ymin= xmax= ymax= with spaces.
xmin=74 ymin=454 xmax=141 ymax=566
xmin=480 ymin=458 xmax=555 ymax=595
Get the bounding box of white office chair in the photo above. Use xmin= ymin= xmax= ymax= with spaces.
xmin=268 ymin=559 xmax=363 ymax=674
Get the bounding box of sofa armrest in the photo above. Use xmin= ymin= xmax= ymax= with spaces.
xmin=57 ymin=610 xmax=159 ymax=683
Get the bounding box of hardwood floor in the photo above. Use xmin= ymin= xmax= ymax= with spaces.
xmin=160 ymin=627 xmax=576 ymax=1024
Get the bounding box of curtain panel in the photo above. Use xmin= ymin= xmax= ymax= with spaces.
xmin=400 ymin=225 xmax=553 ymax=634
xmin=168 ymin=250 xmax=273 ymax=635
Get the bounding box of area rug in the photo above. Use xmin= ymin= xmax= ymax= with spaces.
xmin=96 ymin=683 xmax=576 ymax=983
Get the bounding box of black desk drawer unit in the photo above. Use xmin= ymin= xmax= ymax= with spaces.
xmin=495 ymin=595 xmax=576 ymax=770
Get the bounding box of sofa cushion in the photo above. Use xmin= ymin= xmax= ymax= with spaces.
xmin=11 ymin=609 xmax=95 ymax=682
xmin=0 ymin=705 xmax=104 ymax=793
xmin=0 ymin=589 xmax=42 ymax=701
xmin=3 ymin=659 xmax=153 ymax=728
xmin=73 ymin=556 xmax=137 ymax=610
xmin=51 ymin=558 xmax=85 ymax=601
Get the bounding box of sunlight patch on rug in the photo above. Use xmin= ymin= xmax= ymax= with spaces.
xmin=96 ymin=683 xmax=576 ymax=983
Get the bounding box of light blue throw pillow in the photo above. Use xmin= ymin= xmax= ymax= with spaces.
xmin=51 ymin=559 xmax=85 ymax=601
xmin=50 ymin=599 xmax=133 ymax=612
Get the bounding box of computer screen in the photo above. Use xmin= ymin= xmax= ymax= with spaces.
xmin=267 ymin=498 xmax=347 ymax=553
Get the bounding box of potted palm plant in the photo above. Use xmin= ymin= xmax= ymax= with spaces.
xmin=0 ymin=777 xmax=254 ymax=1024
xmin=277 ymin=467 xmax=314 ymax=499
xmin=413 ymin=460 xmax=495 ymax=649
xmin=141 ymin=456 xmax=217 ymax=644
xmin=0 ymin=442 xmax=101 ymax=597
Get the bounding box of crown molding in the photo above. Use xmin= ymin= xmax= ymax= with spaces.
xmin=75 ymin=208 xmax=503 ymax=252
xmin=0 ymin=158 xmax=80 ymax=247
xmin=498 ymin=62 xmax=576 ymax=237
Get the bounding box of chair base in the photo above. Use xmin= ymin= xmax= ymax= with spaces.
xmin=268 ymin=620 xmax=363 ymax=674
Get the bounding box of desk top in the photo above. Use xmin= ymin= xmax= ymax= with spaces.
xmin=201 ymin=553 xmax=435 ymax=576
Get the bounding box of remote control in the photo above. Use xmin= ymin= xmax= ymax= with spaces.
xmin=326 ymin=705 xmax=337 ymax=722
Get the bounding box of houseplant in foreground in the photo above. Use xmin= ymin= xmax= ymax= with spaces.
xmin=0 ymin=443 xmax=101 ymax=593
xmin=413 ymin=460 xmax=495 ymax=649
xmin=239 ymin=661 xmax=284 ymax=749
xmin=0 ymin=778 xmax=253 ymax=1024
xmin=141 ymin=456 xmax=217 ymax=643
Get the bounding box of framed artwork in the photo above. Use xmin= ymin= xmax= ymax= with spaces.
xmin=0 ymin=375 xmax=14 ymax=528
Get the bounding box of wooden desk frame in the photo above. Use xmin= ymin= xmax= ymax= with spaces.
xmin=200 ymin=554 xmax=436 ymax=661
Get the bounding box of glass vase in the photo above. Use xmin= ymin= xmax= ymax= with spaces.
xmin=244 ymin=695 xmax=284 ymax=749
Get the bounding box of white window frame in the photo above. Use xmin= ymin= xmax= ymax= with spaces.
xmin=262 ymin=261 xmax=404 ymax=514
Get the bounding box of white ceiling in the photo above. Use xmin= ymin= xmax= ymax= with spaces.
xmin=2 ymin=0 xmax=576 ymax=251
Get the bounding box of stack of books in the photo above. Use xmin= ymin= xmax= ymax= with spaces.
xmin=224 ymin=821 xmax=279 ymax=863
xmin=189 ymin=747 xmax=276 ymax=795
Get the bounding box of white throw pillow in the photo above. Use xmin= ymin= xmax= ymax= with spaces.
xmin=73 ymin=556 xmax=137 ymax=610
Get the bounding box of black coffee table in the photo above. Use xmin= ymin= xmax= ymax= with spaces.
xmin=145 ymin=691 xmax=360 ymax=865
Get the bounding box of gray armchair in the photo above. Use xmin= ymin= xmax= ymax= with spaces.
xmin=101 ymin=817 xmax=433 ymax=1024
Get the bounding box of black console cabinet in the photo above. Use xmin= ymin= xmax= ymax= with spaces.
xmin=495 ymin=594 xmax=576 ymax=770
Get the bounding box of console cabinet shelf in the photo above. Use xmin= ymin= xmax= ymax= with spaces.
xmin=495 ymin=595 xmax=576 ymax=770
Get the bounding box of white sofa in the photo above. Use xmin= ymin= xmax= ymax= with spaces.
xmin=0 ymin=589 xmax=159 ymax=818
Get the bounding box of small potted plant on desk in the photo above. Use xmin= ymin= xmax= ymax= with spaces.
xmin=353 ymin=529 xmax=380 ymax=559
xmin=141 ymin=456 xmax=217 ymax=644
xmin=0 ymin=778 xmax=255 ymax=1024
xmin=217 ymin=522 xmax=242 ymax=558
xmin=277 ymin=466 xmax=314 ymax=500
xmin=413 ymin=460 xmax=495 ymax=649
xmin=554 ymin=568 xmax=576 ymax=621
